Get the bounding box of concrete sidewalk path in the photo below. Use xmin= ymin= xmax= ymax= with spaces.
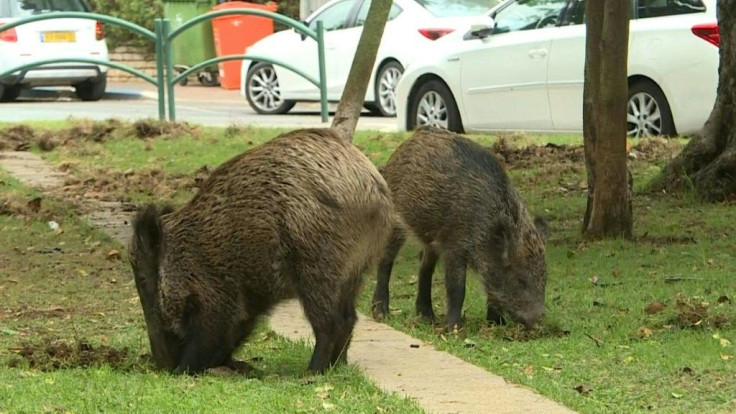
xmin=0 ymin=150 xmax=576 ymax=414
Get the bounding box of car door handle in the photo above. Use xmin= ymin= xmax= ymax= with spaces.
xmin=529 ymin=49 xmax=548 ymax=59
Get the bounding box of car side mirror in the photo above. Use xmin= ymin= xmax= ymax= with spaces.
xmin=464 ymin=16 xmax=495 ymax=40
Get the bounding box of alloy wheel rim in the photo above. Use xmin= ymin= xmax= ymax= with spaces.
xmin=416 ymin=91 xmax=448 ymax=129
xmin=627 ymin=92 xmax=662 ymax=138
xmin=378 ymin=67 xmax=402 ymax=115
xmin=249 ymin=66 xmax=283 ymax=111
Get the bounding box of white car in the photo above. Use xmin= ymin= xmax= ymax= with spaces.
xmin=395 ymin=0 xmax=719 ymax=137
xmin=240 ymin=0 xmax=498 ymax=117
xmin=0 ymin=0 xmax=109 ymax=102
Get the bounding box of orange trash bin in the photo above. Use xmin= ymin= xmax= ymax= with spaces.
xmin=211 ymin=1 xmax=278 ymax=90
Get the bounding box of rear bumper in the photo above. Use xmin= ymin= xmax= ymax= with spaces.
xmin=0 ymin=64 xmax=107 ymax=87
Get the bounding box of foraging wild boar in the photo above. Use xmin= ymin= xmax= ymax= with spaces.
xmin=371 ymin=126 xmax=547 ymax=331
xmin=128 ymin=128 xmax=394 ymax=374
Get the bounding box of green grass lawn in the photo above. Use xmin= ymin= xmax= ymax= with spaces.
xmin=1 ymin=119 xmax=734 ymax=413
xmin=0 ymin=173 xmax=421 ymax=413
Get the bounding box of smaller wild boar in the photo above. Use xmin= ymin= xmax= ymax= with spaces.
xmin=372 ymin=126 xmax=547 ymax=331
xmin=129 ymin=128 xmax=394 ymax=375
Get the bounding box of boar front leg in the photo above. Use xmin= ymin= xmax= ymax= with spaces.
xmin=444 ymin=252 xmax=467 ymax=333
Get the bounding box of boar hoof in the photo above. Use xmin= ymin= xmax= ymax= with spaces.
xmin=371 ymin=301 xmax=389 ymax=321
xmin=415 ymin=304 xmax=436 ymax=321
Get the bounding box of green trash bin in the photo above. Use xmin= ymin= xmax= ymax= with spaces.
xmin=163 ymin=0 xmax=219 ymax=86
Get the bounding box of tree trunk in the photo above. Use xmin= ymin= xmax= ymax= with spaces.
xmin=650 ymin=0 xmax=736 ymax=201
xmin=331 ymin=0 xmax=392 ymax=142
xmin=582 ymin=0 xmax=633 ymax=239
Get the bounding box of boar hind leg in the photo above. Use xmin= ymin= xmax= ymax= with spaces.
xmin=444 ymin=252 xmax=468 ymax=333
xmin=301 ymin=286 xmax=341 ymax=373
xmin=415 ymin=246 xmax=438 ymax=320
xmin=330 ymin=274 xmax=361 ymax=366
xmin=371 ymin=227 xmax=407 ymax=320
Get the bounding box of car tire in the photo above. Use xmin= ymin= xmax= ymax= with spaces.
xmin=74 ymin=74 xmax=107 ymax=102
xmin=408 ymin=79 xmax=463 ymax=133
xmin=627 ymin=80 xmax=675 ymax=138
xmin=364 ymin=102 xmax=381 ymax=116
xmin=0 ymin=85 xmax=22 ymax=102
xmin=245 ymin=62 xmax=295 ymax=115
xmin=374 ymin=61 xmax=404 ymax=117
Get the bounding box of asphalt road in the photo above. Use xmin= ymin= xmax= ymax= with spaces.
xmin=0 ymin=87 xmax=400 ymax=131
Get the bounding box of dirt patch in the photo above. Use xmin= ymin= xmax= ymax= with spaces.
xmin=0 ymin=125 xmax=42 ymax=151
xmin=0 ymin=119 xmax=201 ymax=153
xmin=0 ymin=193 xmax=54 ymax=221
xmin=130 ymin=119 xmax=199 ymax=140
xmin=7 ymin=339 xmax=144 ymax=371
xmin=491 ymin=138 xmax=585 ymax=169
xmin=60 ymin=166 xmax=207 ymax=203
xmin=630 ymin=137 xmax=683 ymax=162
xmin=479 ymin=322 xmax=571 ymax=342
xmin=670 ymin=295 xmax=731 ymax=329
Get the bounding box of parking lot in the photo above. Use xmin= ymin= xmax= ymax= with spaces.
xmin=0 ymin=81 xmax=400 ymax=131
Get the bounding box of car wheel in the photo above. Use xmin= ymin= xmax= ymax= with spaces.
xmin=408 ymin=79 xmax=463 ymax=132
xmin=0 ymin=85 xmax=22 ymax=102
xmin=74 ymin=74 xmax=107 ymax=102
xmin=374 ymin=61 xmax=403 ymax=117
xmin=627 ymin=81 xmax=675 ymax=138
xmin=198 ymin=71 xmax=219 ymax=87
xmin=245 ymin=62 xmax=295 ymax=115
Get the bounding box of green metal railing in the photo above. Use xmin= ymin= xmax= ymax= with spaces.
xmin=0 ymin=10 xmax=328 ymax=123
xmin=162 ymin=9 xmax=327 ymax=122
xmin=0 ymin=12 xmax=167 ymax=119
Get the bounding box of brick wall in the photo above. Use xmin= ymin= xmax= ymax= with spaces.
xmin=107 ymin=46 xmax=157 ymax=83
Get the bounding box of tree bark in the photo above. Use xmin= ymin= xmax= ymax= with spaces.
xmin=582 ymin=0 xmax=633 ymax=239
xmin=650 ymin=0 xmax=736 ymax=201
xmin=331 ymin=0 xmax=392 ymax=142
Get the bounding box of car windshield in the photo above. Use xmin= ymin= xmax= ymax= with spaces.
xmin=415 ymin=0 xmax=500 ymax=17
xmin=0 ymin=0 xmax=89 ymax=18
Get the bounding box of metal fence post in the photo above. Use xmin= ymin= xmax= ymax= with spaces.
xmin=154 ymin=19 xmax=166 ymax=121
xmin=162 ymin=18 xmax=176 ymax=122
xmin=316 ymin=21 xmax=328 ymax=123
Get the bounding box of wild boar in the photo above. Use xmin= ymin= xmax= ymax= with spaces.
xmin=371 ymin=126 xmax=547 ymax=331
xmin=129 ymin=128 xmax=393 ymax=374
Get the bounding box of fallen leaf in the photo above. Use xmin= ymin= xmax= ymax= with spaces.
xmin=644 ymin=301 xmax=665 ymax=314
xmin=523 ymin=365 xmax=534 ymax=375
xmin=720 ymin=354 xmax=733 ymax=361
xmin=717 ymin=296 xmax=731 ymax=304
xmin=409 ymin=344 xmax=419 ymax=349
xmin=671 ymin=392 xmax=683 ymax=399
xmin=464 ymin=339 xmax=476 ymax=348
xmin=589 ymin=276 xmax=599 ymax=285
xmin=106 ymin=250 xmax=121 ymax=261
xmin=637 ymin=326 xmax=653 ymax=338
xmin=322 ymin=402 xmax=336 ymax=411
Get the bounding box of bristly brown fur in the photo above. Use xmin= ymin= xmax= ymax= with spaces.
xmin=372 ymin=126 xmax=547 ymax=330
xmin=129 ymin=128 xmax=394 ymax=374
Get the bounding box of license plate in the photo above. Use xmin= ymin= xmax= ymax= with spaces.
xmin=41 ymin=31 xmax=76 ymax=43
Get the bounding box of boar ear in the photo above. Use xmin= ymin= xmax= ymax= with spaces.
xmin=534 ymin=215 xmax=548 ymax=240
xmin=131 ymin=204 xmax=168 ymax=283
xmin=489 ymin=220 xmax=512 ymax=267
